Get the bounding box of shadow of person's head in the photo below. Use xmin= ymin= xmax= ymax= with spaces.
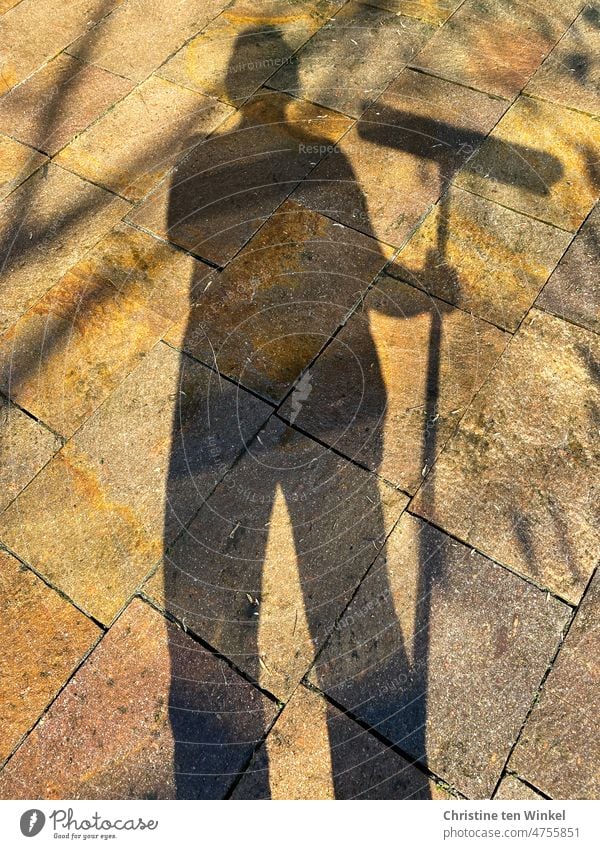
xmin=224 ymin=24 xmax=298 ymax=106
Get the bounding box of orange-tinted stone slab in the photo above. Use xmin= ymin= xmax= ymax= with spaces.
xmin=510 ymin=571 xmax=600 ymax=799
xmin=0 ymin=598 xmax=275 ymax=799
xmin=413 ymin=0 xmax=584 ymax=99
xmin=233 ymin=685 xmax=449 ymax=799
xmin=0 ymin=53 xmax=134 ymax=155
xmin=392 ymin=186 xmax=572 ymax=331
xmin=525 ymin=5 xmax=600 ymax=116
xmin=159 ymin=0 xmax=345 ymax=104
xmin=0 ymin=551 xmax=99 ymax=763
xmin=0 ymin=342 xmax=271 ymax=623
xmin=67 ymin=222 xmax=205 ymax=323
xmin=536 ymin=203 xmax=600 ymax=334
xmin=269 ymin=3 xmax=434 ymax=118
xmin=56 ymin=75 xmax=232 ymax=201
xmin=292 ymin=68 xmax=506 ymax=246
xmin=0 ymin=399 xmax=59 ymax=513
xmin=310 ymin=513 xmax=570 ymax=798
xmin=0 ymin=164 xmax=129 ymax=334
xmin=0 ymin=2 xmax=23 ymax=13
xmin=0 ymin=268 xmax=169 ymax=436
xmin=164 ymin=200 xmax=389 ymax=402
xmin=0 ymin=447 xmax=161 ymax=625
xmin=367 ymin=0 xmax=462 ymax=25
xmin=280 ymin=273 xmax=508 ymax=492
xmin=0 ymin=216 xmax=204 ymax=440
xmin=455 ymin=96 xmax=600 ymax=232
xmin=0 ymin=134 xmax=46 ymax=201
xmin=67 ymin=0 xmax=231 ymax=83
xmin=146 ymin=416 xmax=408 ymax=699
xmin=412 ymin=309 xmax=600 ymax=603
xmin=130 ymin=90 xmax=353 ymax=265
xmin=0 ymin=0 xmax=122 ymax=94
xmin=494 ymin=775 xmax=545 ymax=800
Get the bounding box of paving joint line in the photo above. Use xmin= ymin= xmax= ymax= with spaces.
xmin=405 ymin=63 xmax=511 ymax=103
xmin=0 ymin=540 xmax=108 ymax=628
xmin=275 ymin=411 xmax=412 ymax=497
xmin=304 ymin=679 xmax=465 ymax=799
xmin=0 ymin=0 xmax=120 ymax=100
xmin=137 ymin=592 xmax=282 ymax=707
xmin=0 ymin=390 xmax=65 ymax=441
xmin=403 ymin=508 xmax=579 ymax=608
xmin=385 ymin=261 xmax=520 ymax=335
xmin=0 ymin=621 xmax=107 ymax=773
xmin=534 ymin=302 xmax=600 ymax=338
xmin=125 ymin=220 xmax=224 ymax=270
xmin=489 ymin=562 xmax=599 ymax=799
xmin=498 ymin=769 xmax=552 ymax=800
xmin=454 ymin=181 xmax=578 ymax=235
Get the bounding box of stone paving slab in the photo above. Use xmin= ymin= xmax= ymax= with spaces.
xmin=0 ymin=551 xmax=99 ymax=764
xmin=0 ymin=223 xmax=198 ymax=436
xmin=269 ymin=2 xmax=435 ymax=119
xmin=0 ymin=0 xmax=122 ymax=95
xmin=367 ymin=0 xmax=463 ymax=25
xmin=67 ymin=0 xmax=231 ymax=83
xmin=0 ymin=265 xmax=170 ymax=436
xmin=158 ymin=0 xmax=345 ymax=105
xmin=310 ymin=512 xmax=571 ymax=798
xmin=413 ymin=0 xmax=585 ymax=100
xmin=510 ymin=569 xmax=600 ymax=799
xmin=455 ymin=95 xmax=600 ymax=232
xmin=536 ymin=202 xmax=600 ymax=334
xmin=0 ymin=446 xmax=160 ymax=625
xmin=130 ymin=89 xmax=352 ymax=265
xmin=0 ymin=343 xmax=271 ymax=623
xmin=233 ymin=685 xmax=450 ymax=798
xmin=280 ymin=273 xmax=508 ymax=492
xmin=493 ymin=774 xmax=545 ymax=800
xmin=292 ymin=67 xmax=506 ymax=246
xmin=0 ymin=53 xmax=134 ymax=156
xmin=64 ymin=222 xmax=206 ymax=323
xmin=0 ymin=134 xmax=47 ymax=201
xmin=412 ymin=309 xmax=600 ymax=603
xmin=0 ymin=399 xmax=60 ymax=514
xmin=391 ymin=186 xmax=572 ymax=332
xmin=0 ymin=598 xmax=276 ymax=799
xmin=165 ymin=199 xmax=389 ymax=402
xmin=146 ymin=415 xmax=408 ymax=699
xmin=56 ymin=75 xmax=232 ymax=201
xmin=0 ymin=164 xmax=130 ymax=335
xmin=525 ymin=5 xmax=600 ymax=117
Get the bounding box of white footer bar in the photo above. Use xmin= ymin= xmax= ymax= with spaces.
xmin=0 ymin=799 xmax=597 ymax=848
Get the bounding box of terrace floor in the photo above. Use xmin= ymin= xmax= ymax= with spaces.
xmin=0 ymin=0 xmax=598 ymax=800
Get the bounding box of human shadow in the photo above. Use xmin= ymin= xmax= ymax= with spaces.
xmin=161 ymin=25 xmax=433 ymax=798
xmin=162 ymin=26 xmax=565 ymax=799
